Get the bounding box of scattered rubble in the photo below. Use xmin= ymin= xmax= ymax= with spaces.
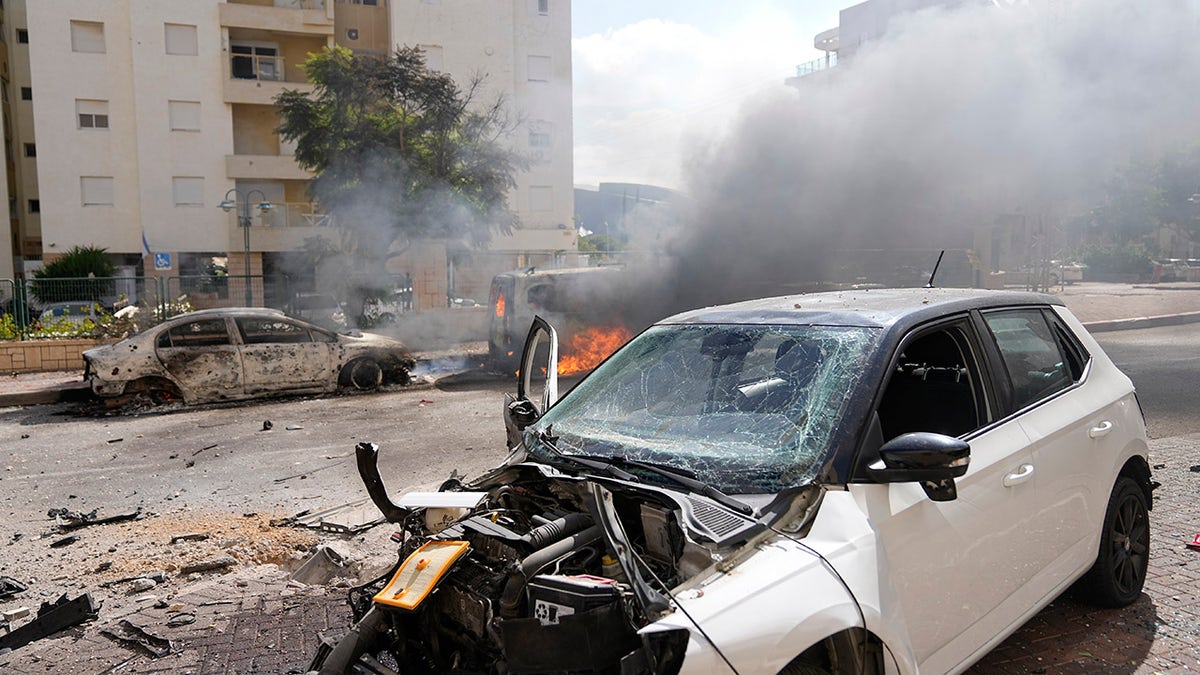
xmin=49 ymin=507 xmax=141 ymax=531
xmin=101 ymin=619 xmax=173 ymax=657
xmin=0 ymin=593 xmax=100 ymax=653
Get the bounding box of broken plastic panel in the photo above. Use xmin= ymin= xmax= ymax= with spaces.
xmin=373 ymin=541 xmax=470 ymax=610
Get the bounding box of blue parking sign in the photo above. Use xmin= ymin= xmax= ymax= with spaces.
xmin=154 ymin=252 xmax=172 ymax=270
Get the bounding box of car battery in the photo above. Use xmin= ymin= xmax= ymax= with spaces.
xmin=526 ymin=574 xmax=620 ymax=626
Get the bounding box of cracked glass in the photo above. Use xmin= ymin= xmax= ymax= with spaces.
xmin=528 ymin=324 xmax=877 ymax=493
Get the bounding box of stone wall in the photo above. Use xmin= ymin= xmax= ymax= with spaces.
xmin=0 ymin=338 xmax=107 ymax=373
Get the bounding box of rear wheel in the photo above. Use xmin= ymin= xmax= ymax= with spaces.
xmin=341 ymin=358 xmax=383 ymax=391
xmin=1077 ymin=476 xmax=1150 ymax=607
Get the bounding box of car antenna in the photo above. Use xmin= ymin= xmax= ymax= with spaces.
xmin=925 ymin=250 xmax=946 ymax=288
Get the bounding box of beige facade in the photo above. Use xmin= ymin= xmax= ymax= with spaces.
xmin=3 ymin=0 xmax=574 ymax=290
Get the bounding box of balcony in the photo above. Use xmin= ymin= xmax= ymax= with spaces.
xmin=226 ymin=154 xmax=313 ymax=180
xmin=219 ymin=1 xmax=334 ymax=36
xmin=794 ymin=52 xmax=838 ymax=78
xmin=260 ymin=202 xmax=333 ymax=228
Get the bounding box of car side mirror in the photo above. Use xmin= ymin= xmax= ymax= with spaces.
xmin=866 ymin=432 xmax=970 ymax=502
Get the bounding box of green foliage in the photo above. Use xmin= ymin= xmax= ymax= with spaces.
xmin=578 ymin=234 xmax=624 ymax=256
xmin=276 ymin=46 xmax=524 ymax=266
xmin=1083 ymin=145 xmax=1200 ymax=246
xmin=0 ymin=314 xmax=17 ymax=340
xmin=1080 ymin=243 xmax=1153 ymax=276
xmin=30 ymin=246 xmax=117 ymax=304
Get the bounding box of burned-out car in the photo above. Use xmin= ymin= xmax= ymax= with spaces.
xmin=83 ymin=307 xmax=415 ymax=405
xmin=316 ymin=288 xmax=1150 ymax=674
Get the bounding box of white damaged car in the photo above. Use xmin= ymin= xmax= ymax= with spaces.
xmin=313 ymin=288 xmax=1150 ymax=675
xmin=83 ymin=307 xmax=415 ymax=406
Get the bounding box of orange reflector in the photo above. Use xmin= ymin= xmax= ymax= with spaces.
xmin=373 ymin=541 xmax=469 ymax=610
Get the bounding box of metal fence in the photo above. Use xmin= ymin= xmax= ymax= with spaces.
xmin=0 ymin=272 xmax=419 ymax=340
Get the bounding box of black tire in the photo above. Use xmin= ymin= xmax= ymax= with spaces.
xmin=342 ymin=358 xmax=383 ymax=390
xmin=1077 ymin=476 xmax=1150 ymax=607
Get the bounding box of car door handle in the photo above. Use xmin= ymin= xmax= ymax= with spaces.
xmin=1088 ymin=420 xmax=1113 ymax=438
xmin=1003 ymin=464 xmax=1035 ymax=487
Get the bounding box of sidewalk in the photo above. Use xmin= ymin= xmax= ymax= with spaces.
xmin=1 ymin=282 xmax=1198 ymax=408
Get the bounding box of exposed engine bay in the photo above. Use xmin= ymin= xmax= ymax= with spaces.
xmin=309 ymin=442 xmax=817 ymax=675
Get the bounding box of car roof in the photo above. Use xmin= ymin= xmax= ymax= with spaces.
xmin=660 ymin=287 xmax=1062 ymax=332
xmin=164 ymin=307 xmax=287 ymax=322
xmin=496 ymin=266 xmax=624 ymax=280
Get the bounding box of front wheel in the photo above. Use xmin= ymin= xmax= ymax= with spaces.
xmin=1076 ymin=476 xmax=1150 ymax=607
xmin=341 ymin=358 xmax=383 ymax=391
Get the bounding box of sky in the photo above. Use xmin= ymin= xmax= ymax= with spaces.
xmin=571 ymin=1 xmax=847 ymax=189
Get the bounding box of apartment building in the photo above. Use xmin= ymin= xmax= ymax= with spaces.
xmin=0 ymin=0 xmax=574 ymax=299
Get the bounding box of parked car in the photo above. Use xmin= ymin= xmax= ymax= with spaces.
xmin=36 ymin=301 xmax=107 ymax=328
xmin=315 ymin=287 xmax=1151 ymax=675
xmin=82 ymin=308 xmax=415 ymax=405
xmin=287 ymin=291 xmax=346 ymax=330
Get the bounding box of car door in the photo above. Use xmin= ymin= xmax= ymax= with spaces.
xmin=154 ymin=317 xmax=243 ymax=402
xmin=235 ymin=316 xmax=336 ymax=394
xmin=980 ymin=307 xmax=1125 ymax=594
xmin=863 ymin=318 xmax=1043 ymax=673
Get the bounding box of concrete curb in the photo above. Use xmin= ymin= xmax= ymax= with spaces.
xmin=0 ymin=381 xmax=89 ymax=408
xmin=1082 ymin=310 xmax=1200 ymax=333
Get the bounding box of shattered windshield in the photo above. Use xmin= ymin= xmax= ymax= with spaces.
xmin=527 ymin=324 xmax=877 ymax=494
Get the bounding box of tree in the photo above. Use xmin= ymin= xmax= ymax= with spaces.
xmin=31 ymin=245 xmax=116 ymax=304
xmin=276 ymin=46 xmax=525 ymax=270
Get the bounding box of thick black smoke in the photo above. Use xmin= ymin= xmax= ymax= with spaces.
xmin=622 ymin=0 xmax=1200 ymax=319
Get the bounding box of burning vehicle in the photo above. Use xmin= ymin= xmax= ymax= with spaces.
xmin=488 ymin=266 xmax=631 ymax=375
xmin=83 ymin=307 xmax=415 ymax=405
xmin=314 ymin=288 xmax=1150 ymax=674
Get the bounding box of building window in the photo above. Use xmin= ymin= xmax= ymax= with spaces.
xmin=76 ymin=99 xmax=109 ymax=129
xmin=527 ymin=55 xmax=550 ymax=82
xmin=81 ymin=176 xmax=114 ymax=206
xmin=70 ymin=20 xmax=105 ymax=54
xmin=529 ymin=131 xmax=551 ymax=147
xmin=17 ymin=29 xmax=28 ymax=44
xmin=164 ymin=23 xmax=198 ymax=56
xmin=538 ymin=0 xmax=549 ymax=14
xmin=231 ymin=43 xmax=280 ymax=81
xmin=20 ymin=87 xmax=31 ymax=101
xmin=168 ymin=100 xmax=201 ymax=131
xmin=529 ymin=186 xmax=553 ymax=212
xmin=28 ymin=199 xmax=39 ymax=214
xmin=172 ymin=177 xmax=205 ymax=207
xmin=418 ymin=44 xmax=444 ymax=71
xmin=23 ymin=143 xmax=35 ymax=158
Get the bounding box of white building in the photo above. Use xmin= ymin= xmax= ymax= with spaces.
xmin=2 ymin=0 xmax=574 ymax=304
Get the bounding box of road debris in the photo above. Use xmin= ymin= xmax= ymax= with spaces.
xmin=286 ymin=424 xmax=303 ymax=431
xmin=291 ymin=544 xmax=348 ymax=586
xmin=193 ymin=444 xmax=218 ymax=456
xmin=262 ymin=420 xmax=273 ymax=431
xmin=166 ymin=612 xmax=196 ymax=627
xmin=179 ymin=556 xmax=237 ymax=575
xmin=169 ymin=533 xmax=209 ymax=544
xmin=129 ymin=578 xmax=158 ymax=593
xmin=1188 ymin=534 xmax=1200 ymax=551
xmin=2 ymin=607 xmax=30 ymax=623
xmin=272 ymin=461 xmax=345 ymax=484
xmin=49 ymin=535 xmax=79 ymax=548
xmin=271 ymin=498 xmax=384 ymax=534
xmin=99 ymin=572 xmax=167 ymax=589
xmin=107 ymin=438 xmax=123 ymax=444
xmin=0 ymin=593 xmax=100 ymax=652
xmin=49 ymin=508 xmax=142 ymax=531
xmin=0 ymin=576 xmax=27 ymax=600
xmin=101 ymin=619 xmax=173 ymax=657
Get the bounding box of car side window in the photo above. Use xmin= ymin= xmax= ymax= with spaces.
xmin=237 ymin=318 xmax=314 ymax=345
xmin=1046 ymin=310 xmax=1090 ymax=380
xmin=876 ymin=323 xmax=986 ymax=440
xmin=159 ymin=319 xmax=231 ymax=348
xmin=983 ymin=308 xmax=1073 ymax=409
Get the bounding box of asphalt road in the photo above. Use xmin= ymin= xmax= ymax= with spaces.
xmin=1095 ymin=323 xmax=1200 ymax=439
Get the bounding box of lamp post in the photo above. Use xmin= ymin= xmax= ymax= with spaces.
xmin=219 ymin=188 xmax=273 ymax=306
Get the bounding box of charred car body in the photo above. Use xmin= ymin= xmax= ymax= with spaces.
xmin=316 ymin=288 xmax=1151 ymax=674
xmin=83 ymin=308 xmax=415 ymax=405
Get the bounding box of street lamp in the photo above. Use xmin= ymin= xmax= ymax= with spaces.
xmin=219 ymin=188 xmax=273 ymax=306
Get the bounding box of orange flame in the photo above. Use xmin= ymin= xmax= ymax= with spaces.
xmin=558 ymin=325 xmax=633 ymax=376
xmin=494 ymin=292 xmax=506 ymax=317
